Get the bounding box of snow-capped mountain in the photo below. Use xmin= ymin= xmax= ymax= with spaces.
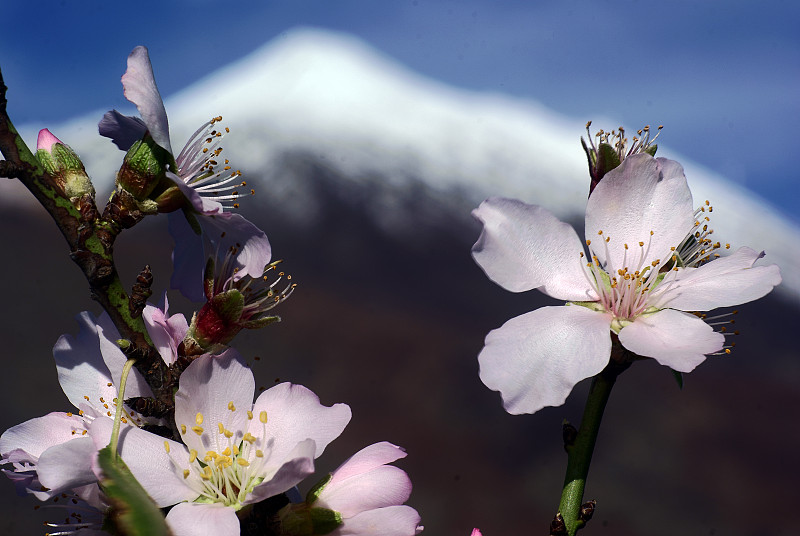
xmin=10 ymin=27 xmax=799 ymax=300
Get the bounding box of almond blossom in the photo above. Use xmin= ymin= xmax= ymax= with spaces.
xmin=0 ymin=311 xmax=162 ymax=499
xmin=98 ymin=46 xmax=270 ymax=302
xmin=472 ymin=153 xmax=781 ymax=415
xmin=307 ymin=442 xmax=422 ymax=536
xmin=89 ymin=350 xmax=351 ymax=536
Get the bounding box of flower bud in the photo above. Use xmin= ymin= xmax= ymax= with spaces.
xmin=35 ymin=129 xmax=95 ymax=199
xmin=276 ymin=502 xmax=343 ymax=536
xmin=115 ymin=133 xmax=174 ymax=200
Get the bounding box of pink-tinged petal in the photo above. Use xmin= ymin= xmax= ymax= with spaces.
xmin=245 ymin=439 xmax=316 ymax=504
xmin=143 ymin=298 xmax=188 ymax=366
xmin=250 ymin=383 xmax=351 ymax=463
xmin=651 ymin=247 xmax=782 ymax=311
xmin=586 ymin=154 xmax=694 ymax=269
xmin=37 ymin=437 xmax=97 ymax=493
xmin=166 ymin=502 xmax=240 ymax=536
xmin=89 ymin=418 xmax=195 ymax=507
xmin=479 ymin=305 xmax=613 ymax=415
xmin=121 ymin=46 xmax=172 ymax=154
xmin=168 ymin=210 xmax=272 ymax=303
xmin=36 ymin=129 xmax=61 ymax=152
xmin=98 ymin=110 xmax=147 ymax=151
xmin=619 ymin=309 xmax=724 ymax=372
xmin=0 ymin=412 xmax=87 ymax=460
xmin=174 ymin=351 xmax=254 ymax=455
xmin=472 ymin=197 xmax=595 ymax=301
xmin=471 ymin=530 xmax=482 ymax=536
xmin=168 ymin=171 xmax=223 ymax=215
xmin=328 ymin=442 xmax=407 ymax=488
xmin=320 ymin=465 xmax=411 ymax=518
xmin=335 ymin=505 xmax=422 ymax=536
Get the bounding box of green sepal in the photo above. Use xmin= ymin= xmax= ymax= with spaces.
xmin=305 ymin=473 xmax=332 ymax=504
xmin=36 ymin=142 xmax=95 ymax=199
xmin=242 ymin=315 xmax=281 ymax=330
xmin=97 ymin=445 xmax=172 ymax=536
xmin=644 ymin=144 xmax=658 ymax=156
xmin=211 ymin=289 xmax=245 ymax=324
xmin=117 ymin=135 xmax=173 ymax=200
xmin=309 ymin=507 xmax=343 ymax=535
xmin=671 ymin=369 xmax=684 ymax=390
xmin=595 ymin=142 xmax=621 ymax=179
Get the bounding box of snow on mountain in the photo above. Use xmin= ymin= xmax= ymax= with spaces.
xmin=8 ymin=27 xmax=799 ymax=300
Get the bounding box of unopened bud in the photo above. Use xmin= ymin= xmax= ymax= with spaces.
xmin=36 ymin=129 xmax=95 ymax=199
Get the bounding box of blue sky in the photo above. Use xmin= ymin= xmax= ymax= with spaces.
xmin=2 ymin=0 xmax=798 ymax=221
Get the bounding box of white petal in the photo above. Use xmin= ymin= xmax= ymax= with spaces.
xmin=89 ymin=418 xmax=195 ymax=507
xmin=245 ymin=439 xmax=316 ymax=504
xmin=586 ymin=154 xmax=694 ymax=270
xmin=478 ymin=305 xmax=612 ymax=415
xmin=472 ymin=198 xmax=596 ymax=300
xmin=121 ymin=46 xmax=172 ymax=154
xmin=619 ymin=309 xmax=724 ymax=372
xmin=327 ymin=442 xmax=406 ymax=488
xmin=166 ymin=503 xmax=240 ymax=536
xmin=0 ymin=412 xmax=87 ymax=460
xmin=651 ymin=247 xmax=782 ymax=311
xmin=37 ymin=437 xmax=97 ymax=493
xmin=250 ymin=383 xmax=351 ymax=464
xmin=335 ymin=505 xmax=422 ymax=536
xmin=320 ymin=465 xmax=411 ymax=518
xmin=173 ymin=350 xmax=254 ymax=455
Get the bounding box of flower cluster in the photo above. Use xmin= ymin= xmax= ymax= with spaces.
xmin=0 ymin=45 xmax=422 ymax=536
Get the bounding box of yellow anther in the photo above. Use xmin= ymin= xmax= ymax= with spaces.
xmin=585 ymin=239 xmax=592 ymax=246
xmin=243 ymin=433 xmax=257 ymax=443
xmin=233 ymin=445 xmax=240 ymax=456
xmin=222 ymin=447 xmax=231 ymax=456
xmin=224 ymin=430 xmax=233 ymax=439
xmin=183 ymin=469 xmax=190 ymax=479
xmin=228 ymin=401 xmax=236 ymax=412
xmin=66 ymin=412 xmax=73 ymax=417
xmin=237 ymin=458 xmax=250 ymax=467
xmin=256 ymin=450 xmax=264 ymax=458
xmin=195 ymin=413 xmax=204 ymax=426
xmin=624 ymin=243 xmax=629 ymax=249
xmin=638 ymin=241 xmax=644 ymax=247
xmin=259 ymin=411 xmax=268 ymax=423
xmin=107 ymin=382 xmax=112 ymax=387
xmin=218 ymin=422 xmax=225 ymax=434
xmin=164 ymin=441 xmax=170 ymax=453
xmin=191 ymin=426 xmax=204 ymax=436
xmin=181 ymin=424 xmax=187 ymax=435
xmin=649 ymin=230 xmax=654 ymax=236
xmin=189 ymin=449 xmax=198 ymax=463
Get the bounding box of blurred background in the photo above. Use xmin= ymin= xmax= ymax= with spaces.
xmin=1 ymin=1 xmax=799 ymax=535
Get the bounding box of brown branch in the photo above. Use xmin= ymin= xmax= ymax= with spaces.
xmin=0 ymin=66 xmax=174 ymax=410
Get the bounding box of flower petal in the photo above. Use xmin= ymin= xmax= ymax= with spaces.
xmin=327 ymin=442 xmax=407 ymax=488
xmin=335 ymin=505 xmax=422 ymax=536
xmin=585 ymin=154 xmax=694 ymax=270
xmin=143 ymin=296 xmax=188 ymax=366
xmin=250 ymin=383 xmax=351 ymax=464
xmin=478 ymin=305 xmax=612 ymax=414
xmin=0 ymin=412 xmax=87 ymax=461
xmin=168 ymin=211 xmax=272 ymax=303
xmin=618 ymin=309 xmax=724 ymax=372
xmin=320 ymin=465 xmax=411 ymax=518
xmin=472 ymin=197 xmax=595 ymax=301
xmin=166 ymin=502 xmax=240 ymax=536
xmin=98 ymin=110 xmax=148 ymax=151
xmin=174 ymin=351 xmax=255 ymax=455
xmin=650 ymin=247 xmax=782 ymax=311
xmin=37 ymin=437 xmax=97 ymax=493
xmin=245 ymin=438 xmax=316 ymax=504
xmin=121 ymin=46 xmax=172 ymax=154
xmin=89 ymin=418 xmax=195 ymax=507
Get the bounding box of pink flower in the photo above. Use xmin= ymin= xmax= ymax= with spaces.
xmin=310 ymin=442 xmax=422 ymax=536
xmin=89 ymin=350 xmax=351 ymax=536
xmin=472 ymin=153 xmax=781 ymax=415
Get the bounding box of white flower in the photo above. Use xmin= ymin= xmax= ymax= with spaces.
xmin=472 ymin=153 xmax=781 ymax=415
